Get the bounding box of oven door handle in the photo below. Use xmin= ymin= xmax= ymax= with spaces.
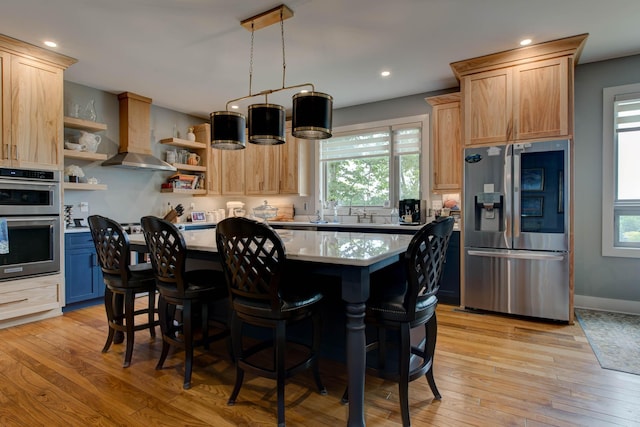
xmin=4 ymin=217 xmax=59 ymax=222
xmin=0 ymin=178 xmax=58 ymax=187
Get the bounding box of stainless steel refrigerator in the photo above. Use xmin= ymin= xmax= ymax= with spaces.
xmin=463 ymin=140 xmax=570 ymax=321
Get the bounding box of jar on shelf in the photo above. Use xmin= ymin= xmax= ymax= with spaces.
xmin=186 ymin=127 xmax=196 ymax=142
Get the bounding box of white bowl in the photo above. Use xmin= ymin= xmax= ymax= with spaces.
xmin=65 ymin=142 xmax=84 ymax=151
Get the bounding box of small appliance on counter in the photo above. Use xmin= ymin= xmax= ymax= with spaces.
xmin=398 ymin=199 xmax=427 ymax=224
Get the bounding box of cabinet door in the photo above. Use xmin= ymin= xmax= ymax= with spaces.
xmin=432 ymin=101 xmax=461 ymax=191
xmin=462 ymin=68 xmax=512 ymax=146
xmin=244 ymin=143 xmax=279 ymax=195
xmin=65 ymin=233 xmax=104 ymax=305
xmin=221 ymin=149 xmax=245 ymax=195
xmin=0 ymin=51 xmax=10 ymax=167
xmin=11 ymin=56 xmax=63 ymax=170
xmin=280 ymin=130 xmax=310 ymax=196
xmin=207 ymin=144 xmax=222 ymax=195
xmin=513 ymin=57 xmax=569 ymax=141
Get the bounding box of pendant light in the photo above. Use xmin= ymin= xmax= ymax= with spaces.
xmin=210 ymin=4 xmax=333 ymax=150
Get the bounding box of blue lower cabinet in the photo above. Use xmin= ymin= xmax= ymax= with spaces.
xmin=63 ymin=232 xmax=104 ymax=312
xmin=438 ymin=231 xmax=460 ymax=305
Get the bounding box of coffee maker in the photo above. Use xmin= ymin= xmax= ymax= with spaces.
xmin=398 ymin=199 xmax=426 ymax=224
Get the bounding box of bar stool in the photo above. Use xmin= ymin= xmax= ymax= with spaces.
xmin=215 ymin=217 xmax=327 ymax=427
xmin=342 ymin=216 xmax=455 ymax=427
xmin=140 ymin=216 xmax=228 ymax=389
xmin=87 ymin=215 xmax=158 ymax=368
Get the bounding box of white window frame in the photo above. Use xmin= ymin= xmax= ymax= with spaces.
xmin=316 ymin=114 xmax=429 ymax=206
xmin=602 ymin=83 xmax=640 ymax=258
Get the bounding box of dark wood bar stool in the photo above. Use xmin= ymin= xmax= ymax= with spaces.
xmin=216 ymin=217 xmax=327 ymax=427
xmin=87 ymin=215 xmax=158 ymax=368
xmin=140 ymin=216 xmax=228 ymax=389
xmin=342 ymin=216 xmax=455 ymax=427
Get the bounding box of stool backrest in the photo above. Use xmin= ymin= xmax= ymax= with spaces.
xmin=404 ymin=216 xmax=455 ymax=319
xmin=140 ymin=216 xmax=188 ymax=294
xmin=88 ymin=215 xmax=132 ymax=281
xmin=215 ymin=217 xmax=286 ymax=312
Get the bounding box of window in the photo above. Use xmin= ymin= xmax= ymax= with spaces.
xmin=602 ymin=84 xmax=640 ymax=257
xmin=318 ymin=116 xmax=426 ymax=207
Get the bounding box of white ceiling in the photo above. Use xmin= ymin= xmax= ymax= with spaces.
xmin=2 ymin=0 xmax=640 ymax=118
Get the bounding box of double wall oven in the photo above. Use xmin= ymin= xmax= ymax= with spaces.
xmin=0 ymin=168 xmax=61 ymax=281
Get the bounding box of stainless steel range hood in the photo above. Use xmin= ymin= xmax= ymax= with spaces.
xmin=102 ymin=151 xmax=176 ymax=171
xmin=102 ymin=92 xmax=176 ymax=172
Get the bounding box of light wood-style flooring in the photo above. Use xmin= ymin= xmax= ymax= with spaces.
xmin=1 ymin=302 xmax=639 ymax=426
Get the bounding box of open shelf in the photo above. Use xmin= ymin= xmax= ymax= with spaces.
xmin=63 ymin=182 xmax=108 ymax=191
xmin=63 ymin=149 xmax=108 ymax=161
xmin=160 ymin=138 xmax=207 ymax=150
xmin=169 ymin=162 xmax=206 ymax=172
xmin=160 ymin=188 xmax=207 ymax=195
xmin=63 ymin=116 xmax=108 ymax=132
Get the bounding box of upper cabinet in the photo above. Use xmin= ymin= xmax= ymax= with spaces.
xmin=280 ymin=125 xmax=310 ymax=196
xmin=426 ymin=92 xmax=461 ymax=192
xmin=0 ymin=35 xmax=76 ymax=170
xmin=245 ymin=142 xmax=280 ymax=195
xmin=451 ymin=33 xmax=587 ymax=147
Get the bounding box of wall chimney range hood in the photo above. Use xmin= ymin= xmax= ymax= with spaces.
xmin=102 ymin=92 xmax=176 ymax=172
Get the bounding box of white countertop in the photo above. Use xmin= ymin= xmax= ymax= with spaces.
xmin=128 ymin=228 xmax=414 ymax=267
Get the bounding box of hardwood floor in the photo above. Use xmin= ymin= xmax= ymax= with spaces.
xmin=2 ymin=302 xmax=639 ymax=426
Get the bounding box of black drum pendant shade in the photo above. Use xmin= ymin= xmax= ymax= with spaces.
xmin=248 ymin=104 xmax=286 ymax=145
xmin=211 ymin=111 xmax=246 ymax=149
xmin=292 ymin=92 xmax=333 ymax=139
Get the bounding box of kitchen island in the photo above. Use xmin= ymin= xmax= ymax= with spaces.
xmin=129 ymin=227 xmax=413 ymax=427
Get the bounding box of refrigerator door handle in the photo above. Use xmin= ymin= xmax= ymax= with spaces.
xmin=468 ymin=249 xmax=565 ymax=261
xmin=512 ymin=147 xmax=521 ymax=239
xmin=504 ymin=146 xmax=512 ymax=246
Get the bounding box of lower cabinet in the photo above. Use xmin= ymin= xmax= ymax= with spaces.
xmin=438 ymin=231 xmax=460 ymax=305
xmin=64 ymin=232 xmax=104 ymax=311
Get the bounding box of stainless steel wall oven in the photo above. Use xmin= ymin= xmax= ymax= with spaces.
xmin=0 ymin=168 xmax=61 ymax=281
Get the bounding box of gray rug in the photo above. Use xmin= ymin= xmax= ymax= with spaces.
xmin=575 ymin=308 xmax=640 ymax=375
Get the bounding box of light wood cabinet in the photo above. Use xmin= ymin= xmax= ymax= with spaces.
xmin=451 ymin=33 xmax=587 ymax=147
xmin=221 ymin=148 xmax=245 ymax=195
xmin=426 ymin=92 xmax=461 ymax=192
xmin=0 ymin=35 xmax=76 ymax=170
xmin=461 ymin=57 xmax=569 ymax=145
xmin=245 ymin=143 xmax=280 ymax=195
xmin=0 ymin=51 xmax=9 ymax=165
xmin=280 ymin=127 xmax=310 ymax=196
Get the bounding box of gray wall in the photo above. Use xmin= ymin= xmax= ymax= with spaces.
xmin=573 ymin=54 xmax=640 ymax=304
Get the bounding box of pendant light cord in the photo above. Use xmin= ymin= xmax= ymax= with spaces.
xmin=281 ymin=9 xmax=286 ymax=89
xmin=249 ymin=22 xmax=254 ymax=97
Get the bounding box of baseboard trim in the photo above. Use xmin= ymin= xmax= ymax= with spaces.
xmin=574 ymin=295 xmax=640 ymax=315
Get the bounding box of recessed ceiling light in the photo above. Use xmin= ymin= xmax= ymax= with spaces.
xmin=520 ymin=38 xmax=532 ymax=46
xmin=381 ymin=71 xmax=391 ymax=77
xmin=44 ymin=40 xmax=57 ymax=48
xmin=231 ymin=105 xmax=239 ymax=109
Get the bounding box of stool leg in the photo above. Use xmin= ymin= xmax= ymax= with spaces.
xmin=312 ymin=311 xmax=327 ymax=395
xmin=276 ymin=321 xmax=286 ymax=427
xmin=148 ymin=288 xmax=156 ymax=338
xmin=425 ymin=315 xmax=441 ymax=400
xmin=399 ymin=323 xmax=412 ymax=427
xmin=113 ymin=292 xmax=125 ymax=344
xmin=156 ymin=295 xmax=170 ymax=370
xmin=228 ymin=311 xmax=244 ymax=405
xmin=122 ymin=290 xmax=136 ymax=368
xmin=182 ymin=300 xmax=194 ymax=389
xmin=102 ymin=288 xmax=115 ymax=353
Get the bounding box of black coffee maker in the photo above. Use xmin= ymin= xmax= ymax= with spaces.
xmin=398 ymin=199 xmax=426 ymax=224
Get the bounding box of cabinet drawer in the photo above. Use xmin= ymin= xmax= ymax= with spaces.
xmin=0 ymin=282 xmax=60 ymax=321
xmin=65 ymin=232 xmax=94 ymax=249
